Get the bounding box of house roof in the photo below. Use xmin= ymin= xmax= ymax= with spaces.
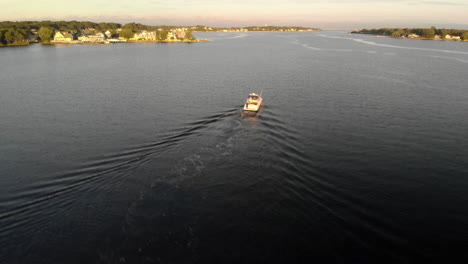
xmin=55 ymin=31 xmax=73 ymax=38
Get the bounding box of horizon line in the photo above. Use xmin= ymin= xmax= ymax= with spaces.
xmin=2 ymin=19 xmax=468 ymax=31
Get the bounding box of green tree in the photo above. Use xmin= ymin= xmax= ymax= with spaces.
xmin=4 ymin=28 xmax=18 ymax=44
xmin=158 ymin=31 xmax=168 ymax=41
xmin=67 ymin=21 xmax=81 ymax=31
xmin=38 ymin=27 xmax=55 ymax=43
xmin=110 ymin=29 xmax=118 ymax=38
xmin=391 ymin=29 xmax=405 ymax=38
xmin=15 ymin=28 xmax=28 ymax=44
xmin=462 ymin=32 xmax=468 ymax=41
xmin=3 ymin=28 xmax=28 ymax=45
xmin=422 ymin=28 xmax=435 ymax=39
xmin=184 ymin=31 xmax=197 ymax=41
xmin=0 ymin=31 xmax=4 ymax=45
xmin=123 ymin=22 xmax=146 ymax=31
xmin=119 ymin=28 xmax=134 ymax=40
xmin=439 ymin=29 xmax=449 ymax=39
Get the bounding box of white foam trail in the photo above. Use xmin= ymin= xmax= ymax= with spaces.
xmin=203 ymin=33 xmax=248 ymax=41
xmin=329 ymin=49 xmax=353 ymax=52
xmin=285 ymin=36 xmax=322 ymax=50
xmin=226 ymin=34 xmax=249 ymax=39
xmin=356 ymin=38 xmax=468 ymax=55
xmin=318 ymin=34 xmax=468 ymax=55
xmin=318 ymin=34 xmax=347 ymax=39
xmin=300 ymin=43 xmax=322 ymax=51
xmin=281 ymin=35 xmax=352 ymax=51
xmin=429 ymin=55 xmax=468 ymax=64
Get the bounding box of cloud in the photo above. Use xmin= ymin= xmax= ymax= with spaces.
xmin=1 ymin=0 xmax=467 ymax=29
xmin=413 ymin=1 xmax=467 ymax=6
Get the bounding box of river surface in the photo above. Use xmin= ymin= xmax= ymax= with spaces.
xmin=1 ymin=31 xmax=468 ymax=263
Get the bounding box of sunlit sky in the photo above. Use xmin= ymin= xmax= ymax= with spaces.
xmin=2 ymin=0 xmax=467 ymax=29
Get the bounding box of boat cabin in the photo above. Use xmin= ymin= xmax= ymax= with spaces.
xmin=243 ymin=92 xmax=263 ymax=112
xmin=247 ymin=94 xmax=260 ymax=103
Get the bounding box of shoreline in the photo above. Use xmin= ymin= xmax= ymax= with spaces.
xmin=1 ymin=21 xmax=320 ymax=47
xmin=354 ymin=32 xmax=467 ymax=42
xmin=351 ymin=28 xmax=468 ymax=42
xmin=0 ymin=42 xmax=30 ymax=47
xmin=126 ymin=39 xmax=210 ymax=43
xmin=1 ymin=39 xmax=210 ymax=47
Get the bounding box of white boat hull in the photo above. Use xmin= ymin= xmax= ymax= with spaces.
xmin=243 ymin=93 xmax=263 ymax=112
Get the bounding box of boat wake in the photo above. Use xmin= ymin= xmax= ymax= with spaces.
xmin=0 ymin=108 xmax=240 ymax=258
xmin=318 ymin=34 xmax=468 ymax=55
xmin=97 ymin=106 xmax=410 ymax=262
xmin=1 ymin=104 xmax=413 ymax=263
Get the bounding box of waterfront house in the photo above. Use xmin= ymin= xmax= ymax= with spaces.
xmin=146 ymin=31 xmax=157 ymax=41
xmin=408 ymin=33 xmax=420 ymax=38
xmin=27 ymin=32 xmax=39 ymax=43
xmin=78 ymin=32 xmax=106 ymax=43
xmin=131 ymin=32 xmax=139 ymax=40
xmin=133 ymin=31 xmax=144 ymax=40
xmin=175 ymin=30 xmax=186 ymax=39
xmin=88 ymin=32 xmax=106 ymax=42
xmin=133 ymin=30 xmax=149 ymax=40
xmin=167 ymin=31 xmax=176 ymax=40
xmin=53 ymin=31 xmax=74 ymax=42
xmin=78 ymin=35 xmax=89 ymax=42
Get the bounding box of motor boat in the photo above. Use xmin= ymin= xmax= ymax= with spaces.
xmin=243 ymin=92 xmax=263 ymax=112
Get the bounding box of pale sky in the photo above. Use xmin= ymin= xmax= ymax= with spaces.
xmin=1 ymin=0 xmax=467 ymax=29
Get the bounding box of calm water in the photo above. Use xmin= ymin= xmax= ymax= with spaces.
xmin=1 ymin=31 xmax=468 ymax=263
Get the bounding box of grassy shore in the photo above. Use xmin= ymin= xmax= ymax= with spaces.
xmin=1 ymin=39 xmax=210 ymax=47
xmin=0 ymin=42 xmax=30 ymax=47
xmin=126 ymin=39 xmax=210 ymax=43
xmin=351 ymin=28 xmax=468 ymax=42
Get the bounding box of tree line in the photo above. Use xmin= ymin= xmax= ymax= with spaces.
xmin=0 ymin=28 xmax=29 ymax=46
xmin=0 ymin=20 xmax=122 ymax=46
xmin=352 ymin=27 xmax=468 ymax=40
xmin=1 ymin=20 xmax=319 ymax=46
xmin=0 ymin=21 xmax=121 ymax=32
xmin=0 ymin=21 xmax=200 ymax=45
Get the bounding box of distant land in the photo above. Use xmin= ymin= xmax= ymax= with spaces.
xmin=351 ymin=27 xmax=468 ymax=41
xmin=0 ymin=20 xmax=320 ymax=47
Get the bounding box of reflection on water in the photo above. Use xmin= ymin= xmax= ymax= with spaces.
xmin=1 ymin=31 xmax=468 ymax=263
xmin=240 ymin=109 xmax=259 ymax=121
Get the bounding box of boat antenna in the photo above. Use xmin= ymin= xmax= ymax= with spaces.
xmin=260 ymin=89 xmax=264 ymax=97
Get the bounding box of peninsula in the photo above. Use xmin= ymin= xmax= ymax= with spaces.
xmin=351 ymin=27 xmax=468 ymax=41
xmin=0 ymin=21 xmax=320 ymax=47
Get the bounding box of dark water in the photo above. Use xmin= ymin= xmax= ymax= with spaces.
xmin=1 ymin=31 xmax=468 ymax=263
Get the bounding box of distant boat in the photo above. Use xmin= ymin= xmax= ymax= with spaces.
xmin=243 ymin=92 xmax=263 ymax=112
